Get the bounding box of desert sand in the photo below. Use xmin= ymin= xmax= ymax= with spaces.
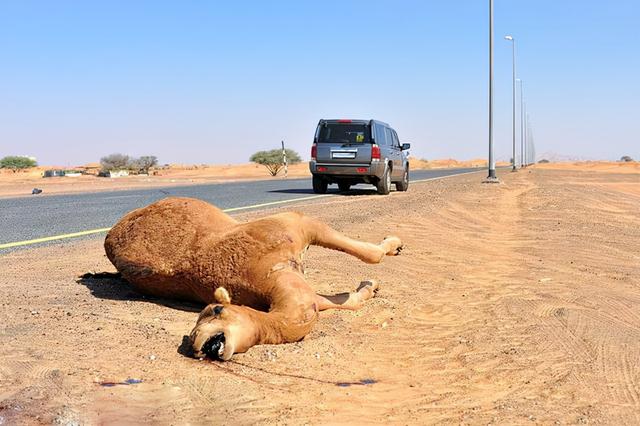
xmin=534 ymin=160 xmax=640 ymax=174
xmin=0 ymin=166 xmax=639 ymax=424
xmin=0 ymin=158 xmax=497 ymax=198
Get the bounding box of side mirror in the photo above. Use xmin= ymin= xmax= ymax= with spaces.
xmin=401 ymin=143 xmax=411 ymax=150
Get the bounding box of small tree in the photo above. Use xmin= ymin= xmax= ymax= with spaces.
xmin=620 ymin=155 xmax=634 ymax=162
xmin=131 ymin=155 xmax=158 ymax=174
xmin=538 ymin=159 xmax=550 ymax=164
xmin=250 ymin=149 xmax=302 ymax=176
xmin=100 ymin=153 xmax=130 ymax=171
xmin=0 ymin=156 xmax=37 ymax=172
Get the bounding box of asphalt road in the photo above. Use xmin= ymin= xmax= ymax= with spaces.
xmin=0 ymin=168 xmax=482 ymax=251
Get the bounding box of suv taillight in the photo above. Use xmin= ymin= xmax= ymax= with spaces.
xmin=311 ymin=144 xmax=317 ymax=160
xmin=371 ymin=144 xmax=381 ymax=160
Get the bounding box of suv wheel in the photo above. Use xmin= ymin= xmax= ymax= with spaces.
xmin=312 ymin=176 xmax=328 ymax=194
xmin=338 ymin=182 xmax=351 ymax=192
xmin=395 ymin=166 xmax=409 ymax=192
xmin=376 ymin=166 xmax=391 ymax=195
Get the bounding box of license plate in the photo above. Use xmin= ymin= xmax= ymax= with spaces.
xmin=332 ymin=152 xmax=356 ymax=159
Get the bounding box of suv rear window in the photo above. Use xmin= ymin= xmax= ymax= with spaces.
xmin=318 ymin=123 xmax=371 ymax=144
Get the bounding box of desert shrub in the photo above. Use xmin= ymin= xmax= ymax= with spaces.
xmin=538 ymin=159 xmax=550 ymax=164
xmin=0 ymin=156 xmax=37 ymax=172
xmin=620 ymin=155 xmax=634 ymax=162
xmin=250 ymin=149 xmax=302 ymax=176
xmin=100 ymin=153 xmax=159 ymax=173
xmin=131 ymin=155 xmax=158 ymax=174
xmin=100 ymin=153 xmax=130 ymax=171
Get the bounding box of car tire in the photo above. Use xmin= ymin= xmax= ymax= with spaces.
xmin=395 ymin=166 xmax=409 ymax=192
xmin=312 ymin=176 xmax=328 ymax=194
xmin=376 ymin=166 xmax=391 ymax=195
xmin=338 ymin=182 xmax=351 ymax=192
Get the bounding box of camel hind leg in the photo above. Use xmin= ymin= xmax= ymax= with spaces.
xmin=302 ymin=216 xmax=403 ymax=264
xmin=316 ymin=279 xmax=379 ymax=311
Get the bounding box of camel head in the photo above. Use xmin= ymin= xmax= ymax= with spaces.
xmin=189 ymin=288 xmax=259 ymax=361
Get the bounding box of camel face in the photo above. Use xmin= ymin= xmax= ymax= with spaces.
xmin=190 ymin=304 xmax=251 ymax=361
xmin=189 ymin=289 xmax=262 ymax=360
xmin=104 ymin=197 xmax=403 ymax=360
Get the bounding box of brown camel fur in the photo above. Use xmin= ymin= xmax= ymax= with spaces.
xmin=104 ymin=197 xmax=403 ymax=360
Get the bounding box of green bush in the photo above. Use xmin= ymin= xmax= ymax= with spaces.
xmin=0 ymin=156 xmax=37 ymax=172
xmin=250 ymin=149 xmax=302 ymax=176
xmin=131 ymin=155 xmax=158 ymax=174
xmin=100 ymin=153 xmax=158 ymax=173
xmin=100 ymin=153 xmax=130 ymax=171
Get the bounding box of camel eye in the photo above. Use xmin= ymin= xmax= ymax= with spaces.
xmin=213 ymin=306 xmax=224 ymax=315
xmin=197 ymin=305 xmax=216 ymax=322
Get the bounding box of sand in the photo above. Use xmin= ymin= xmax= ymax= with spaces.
xmin=0 ymin=166 xmax=639 ymax=424
xmin=0 ymin=163 xmax=312 ymax=199
xmin=534 ymin=160 xmax=640 ymax=174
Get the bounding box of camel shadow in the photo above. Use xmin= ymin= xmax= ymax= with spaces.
xmin=77 ymin=272 xmax=202 ymax=313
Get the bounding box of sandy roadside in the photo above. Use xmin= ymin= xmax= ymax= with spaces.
xmin=0 ymin=168 xmax=638 ymax=424
xmin=0 ymin=163 xmax=313 ymax=199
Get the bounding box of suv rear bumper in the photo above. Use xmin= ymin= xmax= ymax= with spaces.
xmin=309 ymin=161 xmax=385 ymax=179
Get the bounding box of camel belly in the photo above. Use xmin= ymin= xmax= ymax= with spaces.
xmin=104 ymin=197 xmax=299 ymax=308
xmin=104 ymin=197 xmax=238 ymax=303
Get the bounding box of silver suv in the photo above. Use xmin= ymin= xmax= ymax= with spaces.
xmin=309 ymin=119 xmax=410 ymax=195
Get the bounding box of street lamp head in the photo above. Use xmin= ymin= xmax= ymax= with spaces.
xmin=504 ymin=35 xmax=513 ymax=41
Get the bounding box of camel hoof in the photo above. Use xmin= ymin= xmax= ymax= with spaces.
xmin=357 ymin=279 xmax=380 ymax=300
xmin=383 ymin=236 xmax=403 ymax=256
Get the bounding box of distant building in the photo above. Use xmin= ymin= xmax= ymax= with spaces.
xmin=43 ymin=170 xmax=65 ymax=178
xmin=98 ymin=170 xmax=129 ymax=178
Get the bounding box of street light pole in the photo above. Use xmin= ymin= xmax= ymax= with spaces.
xmin=524 ymin=104 xmax=528 ymax=166
xmin=505 ymin=35 xmax=516 ymax=172
xmin=486 ymin=0 xmax=497 ymax=181
xmin=518 ymin=79 xmax=524 ymax=168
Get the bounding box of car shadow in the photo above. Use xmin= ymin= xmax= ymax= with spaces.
xmin=76 ymin=272 xmax=202 ymax=313
xmin=268 ymin=187 xmax=379 ymax=196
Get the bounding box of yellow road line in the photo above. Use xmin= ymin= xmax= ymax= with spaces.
xmin=0 ymin=228 xmax=113 ymax=249
xmin=0 ymin=194 xmax=333 ymax=250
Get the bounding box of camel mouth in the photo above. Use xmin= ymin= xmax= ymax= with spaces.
xmin=201 ymin=332 xmax=226 ymax=360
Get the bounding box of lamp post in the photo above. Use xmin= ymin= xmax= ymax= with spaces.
xmin=505 ymin=35 xmax=517 ymax=172
xmin=523 ymin=104 xmax=528 ymax=166
xmin=517 ymin=79 xmax=524 ymax=168
xmin=486 ymin=0 xmax=498 ymax=181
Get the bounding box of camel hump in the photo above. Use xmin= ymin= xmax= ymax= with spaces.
xmin=105 ymin=197 xmax=238 ymax=294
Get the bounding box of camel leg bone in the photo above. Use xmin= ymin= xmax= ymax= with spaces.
xmin=315 ymin=279 xmax=380 ymax=311
xmin=302 ymin=217 xmax=403 ymax=264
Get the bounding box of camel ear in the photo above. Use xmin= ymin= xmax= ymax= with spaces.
xmin=214 ymin=287 xmax=231 ymax=305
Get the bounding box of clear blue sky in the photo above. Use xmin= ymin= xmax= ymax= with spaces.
xmin=1 ymin=1 xmax=638 ymax=165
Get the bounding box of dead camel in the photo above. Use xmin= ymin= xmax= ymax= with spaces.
xmin=104 ymin=197 xmax=403 ymax=360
